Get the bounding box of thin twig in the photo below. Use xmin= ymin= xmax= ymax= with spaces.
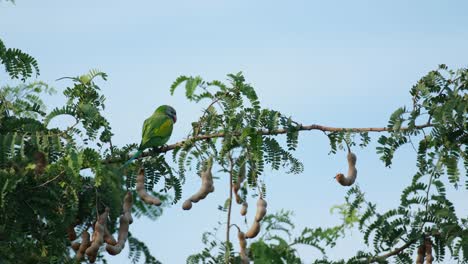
xmin=225 ymin=154 xmax=234 ymax=264
xmin=32 ymin=172 xmax=64 ymax=188
xmin=367 ymin=239 xmax=417 ymax=262
xmin=194 ymin=95 xmax=223 ymax=136
xmin=109 ymin=139 xmax=114 ymax=155
xmin=230 ymin=223 xmax=241 ymax=232
xmin=95 ymin=188 xmax=99 ymax=218
xmin=64 ymin=119 xmax=79 ymax=134
xmin=408 ymin=136 xmax=418 ymax=153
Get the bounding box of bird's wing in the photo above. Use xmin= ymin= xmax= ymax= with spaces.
xmin=140 ymin=113 xmax=174 ymax=149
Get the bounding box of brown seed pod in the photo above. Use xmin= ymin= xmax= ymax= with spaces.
xmin=335 ymin=151 xmax=357 ymax=186
xmin=76 ymin=231 xmax=91 ymax=261
xmin=105 ymin=214 xmax=130 ymax=255
xmin=105 ymin=193 xmax=134 ymax=255
xmin=182 ymin=199 xmax=192 ymax=210
xmin=67 ymin=225 xmax=77 ymax=241
xmin=71 ymin=242 xmax=81 ymax=251
xmin=182 ymin=159 xmax=214 ymax=210
xmin=88 ymin=254 xmax=97 ymax=263
xmin=34 ymin=151 xmax=47 ymax=176
xmin=123 ymin=191 xmax=134 ymax=224
xmin=233 ymin=164 xmax=246 ymax=204
xmin=245 ymin=221 xmax=261 ymax=239
xmin=136 ymin=168 xmax=162 ymax=206
xmin=86 ymin=208 xmax=109 ymax=262
xmin=240 ymin=202 xmax=248 ymax=216
xmin=416 ymin=244 xmax=425 ymax=264
xmin=234 ymin=192 xmax=242 ymax=204
xmin=190 ymin=159 xmax=214 ymax=202
xmin=238 ymin=230 xmax=247 ymax=251
xmin=254 ymin=198 xmax=267 ymax=222
xmin=238 ymin=230 xmax=250 ymax=264
xmin=103 ymin=226 xmax=117 ymax=246
xmin=425 ymin=238 xmax=433 ymax=264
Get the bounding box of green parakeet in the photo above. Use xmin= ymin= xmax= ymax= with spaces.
xmin=122 ymin=105 xmax=177 ymax=168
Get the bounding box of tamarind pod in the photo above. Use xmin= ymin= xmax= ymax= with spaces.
xmin=189 ymin=188 xmax=209 ymax=203
xmin=233 ymin=165 xmax=246 ymax=204
xmin=202 ymin=162 xmax=215 ymax=194
xmin=136 ymin=169 xmax=162 ymax=206
xmin=240 ymin=202 xmax=248 ymax=216
xmin=34 ymin=151 xmax=47 ymax=175
xmin=203 ymin=159 xmax=214 ymax=193
xmin=116 ymin=214 xmax=130 ymax=240
xmin=106 ymin=243 xmax=124 ymax=255
xmin=416 ymin=245 xmax=425 ymax=264
xmin=189 ymin=182 xmax=214 ymax=202
xmin=335 ymin=169 xmax=357 ymax=186
xmin=123 ymin=191 xmax=134 ymax=224
xmin=208 ymin=184 xmax=215 ymax=193
xmin=233 ymin=164 xmax=246 ymax=192
xmin=238 ymin=164 xmax=246 ymax=183
xmin=233 ymin=184 xmax=240 ymax=193
xmin=76 ymin=231 xmax=91 ymax=261
xmin=238 ymin=230 xmax=250 ymax=264
xmin=347 ymin=152 xmax=357 ymax=166
xmin=238 ymin=230 xmax=247 ymax=249
xmin=344 ymin=152 xmax=357 ymax=185
xmin=67 ymin=225 xmax=77 ymax=241
xmin=105 ymin=214 xmax=130 ymax=255
xmin=182 ymin=199 xmax=193 ymax=210
xmin=254 ymin=198 xmax=267 ymax=222
xmin=335 ymin=173 xmax=354 ymax=186
xmin=234 ymin=191 xmax=243 ymax=204
xmin=103 ymin=226 xmax=118 ymax=246
xmin=240 ymin=251 xmax=250 ymax=264
xmin=104 ymin=191 xmax=133 ymax=255
xmin=71 ymin=242 xmax=80 ymax=251
xmin=188 ymin=160 xmax=215 ymax=204
xmin=88 ymin=254 xmax=96 ymax=263
xmin=86 ymin=208 xmax=110 ymax=262
xmin=335 ymin=152 xmax=358 ymax=186
xmin=245 ymin=221 xmax=261 ymax=239
xmin=425 ymin=238 xmax=433 ymax=264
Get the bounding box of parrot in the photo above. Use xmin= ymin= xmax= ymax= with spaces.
xmin=122 ymin=105 xmax=177 ymax=168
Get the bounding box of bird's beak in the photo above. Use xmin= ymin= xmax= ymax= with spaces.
xmin=173 ymin=115 xmax=177 ymax=123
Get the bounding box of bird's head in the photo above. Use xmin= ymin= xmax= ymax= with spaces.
xmin=156 ymin=105 xmax=177 ymax=123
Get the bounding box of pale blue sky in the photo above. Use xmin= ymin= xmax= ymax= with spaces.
xmin=1 ymin=1 xmax=467 ymax=263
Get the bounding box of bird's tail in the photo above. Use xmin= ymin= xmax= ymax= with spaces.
xmin=121 ymin=150 xmax=143 ymax=169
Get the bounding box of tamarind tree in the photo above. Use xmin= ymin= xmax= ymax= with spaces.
xmin=0 ymin=37 xmax=467 ymax=264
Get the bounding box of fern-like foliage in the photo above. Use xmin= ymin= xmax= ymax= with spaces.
xmin=0 ymin=38 xmax=39 ymax=81
xmin=188 ymin=210 xmax=357 ymax=264
xmin=128 ymin=233 xmax=162 ymax=264
xmin=170 ymin=72 xmax=304 ymax=206
xmin=377 ymin=65 xmax=467 ymax=179
xmin=1 ymin=35 xmax=467 ymax=263
xmin=0 ymin=46 xmax=166 ymax=263
xmin=186 ymin=66 xmax=467 ymax=264
xmin=187 ymin=224 xmax=233 ymax=264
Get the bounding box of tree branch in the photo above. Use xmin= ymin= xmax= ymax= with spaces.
xmin=103 ymin=122 xmax=433 ymax=166
xmin=368 ymin=239 xmax=417 ymax=262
